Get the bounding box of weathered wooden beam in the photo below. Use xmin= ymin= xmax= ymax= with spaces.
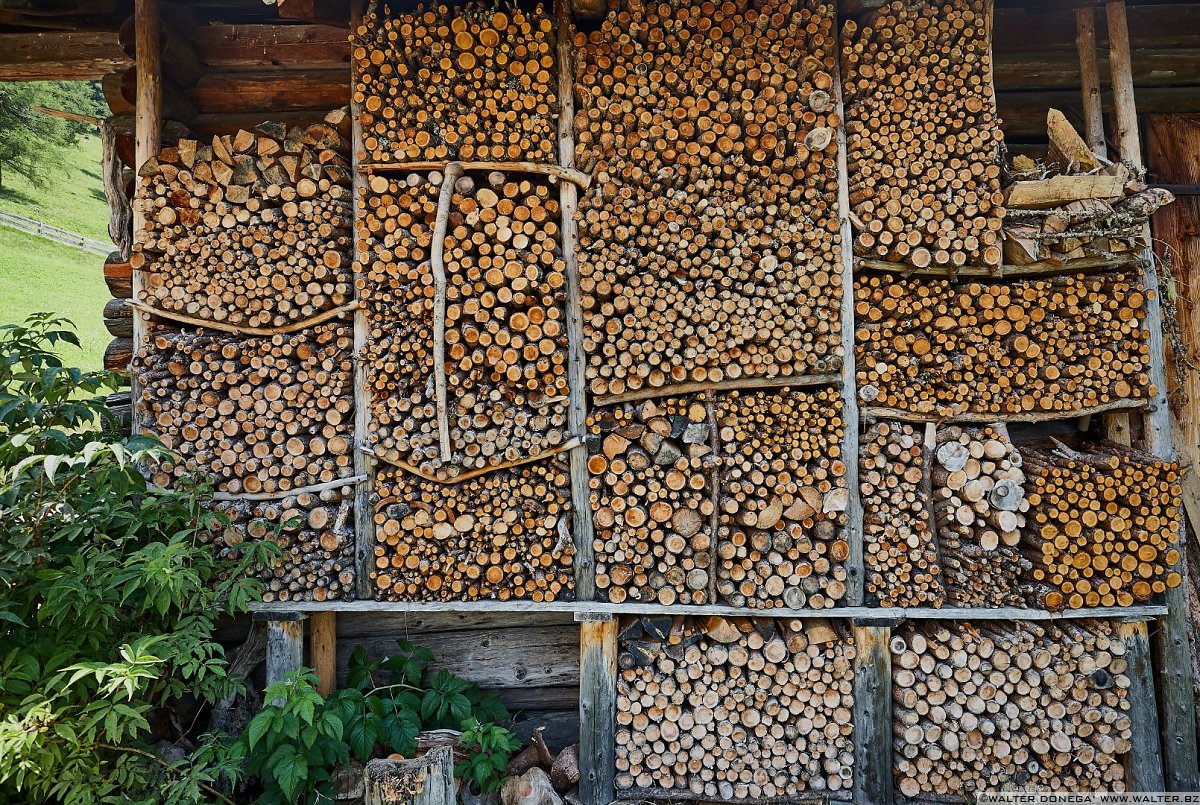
xmin=310 ymin=611 xmax=336 ymax=697
xmin=579 ymin=615 xmax=616 ymax=805
xmin=264 ymin=614 xmax=306 ymax=694
xmin=0 ymin=31 xmax=130 ymax=81
xmin=999 ymin=87 xmax=1200 ymax=142
xmin=190 ymin=23 xmax=349 ymax=71
xmin=1075 ymin=5 xmax=1108 ymax=160
xmin=1118 ymin=618 xmax=1166 ymax=791
xmin=187 ymin=69 xmax=348 ymax=114
xmin=276 ymin=0 xmax=348 ymax=27
xmin=852 ymin=623 xmax=893 ymax=805
xmin=118 ymin=11 xmax=202 ymax=87
xmin=131 ymin=0 xmax=159 ymax=411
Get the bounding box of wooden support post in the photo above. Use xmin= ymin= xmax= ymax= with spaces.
xmin=578 ymin=614 xmax=616 ymax=805
xmin=853 ymin=622 xmax=894 ymax=805
xmin=1075 ymin=6 xmax=1108 ymax=161
xmin=131 ymin=0 xmax=161 ymax=433
xmin=265 ymin=613 xmax=306 ymax=699
xmin=1118 ymin=618 xmax=1166 ymax=791
xmin=310 ymin=611 xmax=337 ymax=697
xmin=364 ymin=746 xmax=455 ymax=805
xmin=1106 ymin=0 xmax=1200 ymax=788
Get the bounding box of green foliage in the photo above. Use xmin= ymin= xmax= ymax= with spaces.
xmin=241 ymin=640 xmax=517 ymax=803
xmin=0 ymin=81 xmax=103 ymax=190
xmin=0 ymin=315 xmax=277 ymax=804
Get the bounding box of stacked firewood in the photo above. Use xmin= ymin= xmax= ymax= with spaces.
xmin=589 ymin=397 xmax=715 ymax=605
xmin=933 ymin=424 xmax=1029 ymax=607
xmin=131 ymin=111 xmax=354 ymax=328
xmin=855 ymin=272 xmax=1153 ymax=416
xmin=359 ymin=170 xmax=570 ymax=480
xmin=135 ymin=323 xmax=355 ymax=494
xmin=892 ymin=621 xmax=1132 ymax=796
xmin=371 ymin=458 xmax=574 ymax=602
xmin=575 ymin=0 xmax=845 ymax=398
xmin=715 ymin=387 xmax=850 ymax=609
xmin=1022 ymin=443 xmax=1183 ymax=609
xmin=352 ymin=2 xmax=558 ymax=163
xmin=842 ymin=0 xmax=1005 ymax=269
xmin=616 ymin=616 xmax=855 ymax=798
xmin=860 ymin=420 xmax=944 ymax=607
xmin=207 ymin=485 xmax=355 ymax=602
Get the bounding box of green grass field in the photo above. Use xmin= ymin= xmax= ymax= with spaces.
xmin=0 ymin=134 xmax=110 ymax=242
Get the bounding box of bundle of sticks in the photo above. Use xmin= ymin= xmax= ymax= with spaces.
xmin=371 ymin=458 xmax=574 ymax=602
xmin=860 ymin=420 xmax=944 ymax=607
xmin=934 ymin=424 xmax=1029 ymax=607
xmin=589 ymin=397 xmax=715 ymax=605
xmin=135 ymin=323 xmax=355 ymax=494
xmin=359 ymin=169 xmax=570 ymax=481
xmin=715 ymin=387 xmax=850 ymax=609
xmin=892 ymin=621 xmax=1132 ymax=796
xmin=855 ymin=271 xmax=1152 ymax=416
xmin=616 ymin=615 xmax=855 ymax=798
xmin=206 ymin=485 xmax=356 ymax=602
xmin=352 ymin=2 xmax=558 ymax=163
xmin=842 ymin=0 xmax=1005 ymax=270
xmin=131 ymin=110 xmax=354 ymax=328
xmin=1021 ymin=442 xmax=1182 ymax=609
xmin=574 ymin=0 xmax=845 ymax=399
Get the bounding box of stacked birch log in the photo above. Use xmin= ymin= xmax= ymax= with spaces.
xmin=616 ymin=615 xmax=855 ymax=798
xmin=892 ymin=621 xmax=1132 ymax=795
xmin=842 ymin=0 xmax=1006 ymax=270
xmin=574 ymin=0 xmax=845 ymax=399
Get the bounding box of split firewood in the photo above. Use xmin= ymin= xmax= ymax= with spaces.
xmin=843 ymin=0 xmax=1006 ymax=269
xmin=131 ymin=110 xmax=353 ymax=328
xmin=616 ymin=616 xmax=855 ymax=798
xmin=207 ymin=485 xmax=355 ymax=602
xmin=933 ymin=424 xmax=1029 ymax=607
xmin=135 ymin=322 xmax=355 ymax=494
xmin=861 ymin=420 xmax=944 ymax=607
xmin=1021 ymin=442 xmax=1183 ymax=609
xmin=892 ymin=620 xmax=1132 ymax=796
xmin=855 ymin=271 xmax=1153 ymax=417
xmin=371 ymin=458 xmax=574 ymax=602
xmin=715 ymin=387 xmax=849 ymax=609
xmin=352 ymin=2 xmax=558 ymax=164
xmin=575 ymin=0 xmax=845 ymax=398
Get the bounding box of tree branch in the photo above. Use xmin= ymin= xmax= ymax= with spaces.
xmin=97 ymin=743 xmax=236 ymax=805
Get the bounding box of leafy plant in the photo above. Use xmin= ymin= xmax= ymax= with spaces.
xmin=458 ymin=719 xmax=520 ymax=794
xmin=0 ymin=315 xmax=276 ymax=804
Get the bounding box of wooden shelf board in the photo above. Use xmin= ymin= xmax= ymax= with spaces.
xmin=591 ymin=372 xmax=841 ymax=407
xmin=855 ymin=252 xmax=1141 ymax=279
xmin=860 ymin=398 xmax=1148 ymax=424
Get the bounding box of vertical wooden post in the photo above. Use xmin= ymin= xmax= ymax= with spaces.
xmin=1075 ymin=5 xmax=1108 ymax=161
xmin=1106 ymin=0 xmax=1200 ymax=789
xmin=310 ymin=611 xmax=337 ymax=697
xmin=265 ymin=614 xmax=306 ymax=701
xmin=853 ymin=622 xmax=894 ymax=805
xmin=1118 ymin=618 xmax=1166 ymax=791
xmin=578 ymin=614 xmax=616 ymax=805
xmin=131 ymin=0 xmax=161 ymax=431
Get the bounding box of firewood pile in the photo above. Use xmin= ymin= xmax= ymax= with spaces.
xmin=616 ymin=615 xmax=855 ymax=798
xmin=131 ymin=110 xmax=354 ymax=329
xmin=892 ymin=620 xmax=1132 ymax=796
xmin=842 ymin=0 xmax=1005 ymax=270
xmin=206 ymin=485 xmax=356 ymax=602
xmin=855 ymin=271 xmax=1152 ymax=417
xmin=1022 ymin=442 xmax=1182 ymax=609
xmin=370 ymin=458 xmax=574 ymax=602
xmin=574 ymin=0 xmax=845 ymax=399
xmin=352 ymin=1 xmax=558 ymax=164
xmin=135 ymin=323 xmax=355 ymax=495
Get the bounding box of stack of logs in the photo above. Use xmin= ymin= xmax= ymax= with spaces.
xmin=359 ymin=169 xmax=570 ymax=480
xmin=207 ymin=485 xmax=356 ymax=602
xmin=892 ymin=621 xmax=1132 ymax=795
xmin=134 ymin=323 xmax=355 ymax=495
xmin=842 ymin=0 xmax=1005 ymax=270
xmin=616 ymin=615 xmax=855 ymax=798
xmin=352 ymin=2 xmax=558 ymax=163
xmin=855 ymin=271 xmax=1153 ymax=417
xmin=934 ymin=424 xmax=1029 ymax=607
xmin=131 ymin=110 xmax=354 ymax=328
xmin=575 ymin=0 xmax=845 ymax=398
xmin=1022 ymin=443 xmax=1183 ymax=609
xmin=860 ymin=420 xmax=944 ymax=607
xmin=370 ymin=459 xmax=574 ymax=602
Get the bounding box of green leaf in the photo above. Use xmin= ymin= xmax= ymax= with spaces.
xmin=247 ymin=714 xmax=272 ymax=750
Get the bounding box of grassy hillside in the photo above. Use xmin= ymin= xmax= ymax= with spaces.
xmin=0 ymin=134 xmax=110 ymax=243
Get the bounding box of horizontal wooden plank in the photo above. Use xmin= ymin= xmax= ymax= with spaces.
xmin=0 ymin=31 xmax=130 ymax=81
xmin=191 ymin=24 xmax=350 ymax=71
xmin=1000 ymin=87 xmax=1200 ymax=142
xmin=501 ymin=685 xmax=579 ymax=712
xmin=187 ymin=68 xmax=348 ymax=114
xmin=511 ymin=710 xmax=578 ymax=752
xmin=337 ymin=611 xmax=575 ymax=639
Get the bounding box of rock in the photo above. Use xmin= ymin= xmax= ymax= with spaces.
xmin=501 ymin=768 xmax=560 ymax=805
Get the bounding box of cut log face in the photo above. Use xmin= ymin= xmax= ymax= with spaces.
xmin=855 ymin=271 xmax=1153 ymax=417
xmin=615 ymin=616 xmax=856 ymax=798
xmin=574 ymin=0 xmax=845 ymax=399
xmin=208 ymin=485 xmax=356 ymax=602
xmin=843 ymin=0 xmax=1006 ymax=270
xmin=352 ymin=2 xmax=558 ymax=163
xmin=134 ymin=322 xmax=355 ymax=495
xmin=371 ymin=458 xmax=574 ymax=603
xmin=891 ymin=620 xmax=1133 ymax=797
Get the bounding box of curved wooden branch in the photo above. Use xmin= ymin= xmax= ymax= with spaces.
xmin=359 ymin=159 xmax=592 ymax=189
xmin=369 ymin=436 xmax=582 ymax=491
xmin=855 ymin=252 xmax=1141 ymax=280
xmin=130 ymin=300 xmax=360 ymax=336
xmin=860 ymin=397 xmax=1147 ymax=424
xmin=592 ymin=372 xmax=841 ymax=407
xmin=430 ymin=163 xmax=462 ymax=463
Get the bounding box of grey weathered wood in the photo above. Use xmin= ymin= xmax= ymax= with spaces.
xmin=1118 ymin=618 xmax=1166 ymax=791
xmin=591 ymin=372 xmax=840 ymax=408
xmin=855 ymin=252 xmax=1140 ymax=279
xmin=853 ymin=624 xmax=894 ymax=805
xmin=579 ymin=617 xmax=616 ymax=805
xmin=364 ymin=746 xmax=454 ymax=805
xmin=861 ymin=398 xmax=1146 ymax=425
xmin=1075 ymin=5 xmax=1108 ymax=160
xmin=337 ymin=610 xmax=575 ymax=639
xmin=265 ymin=617 xmax=306 ymax=698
